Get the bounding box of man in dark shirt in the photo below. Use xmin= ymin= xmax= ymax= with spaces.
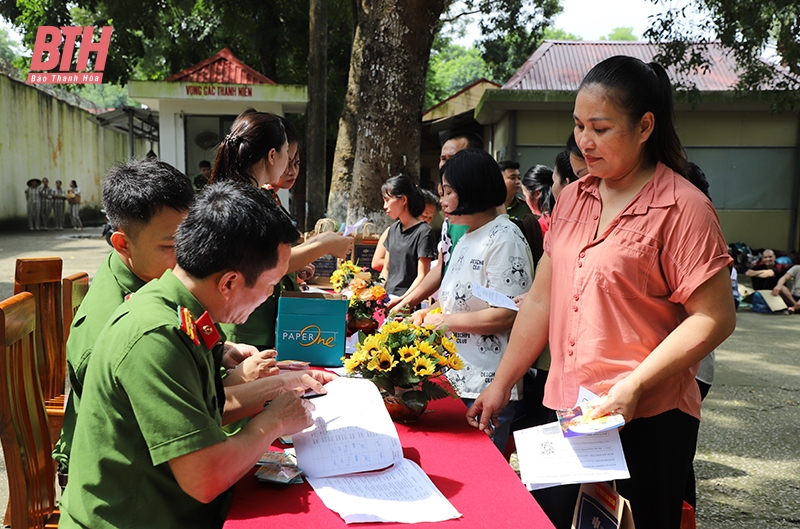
xmin=746 ymin=249 xmax=781 ymax=290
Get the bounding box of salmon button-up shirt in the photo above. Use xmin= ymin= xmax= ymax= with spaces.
xmin=543 ymin=162 xmax=731 ymax=421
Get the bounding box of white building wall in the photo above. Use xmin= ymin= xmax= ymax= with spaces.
xmin=0 ymin=73 xmax=147 ymax=224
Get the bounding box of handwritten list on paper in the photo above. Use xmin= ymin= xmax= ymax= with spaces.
xmin=293 ymin=378 xmax=403 ymax=478
xmin=306 ymin=458 xmax=462 ymax=524
xmin=291 ymin=378 xmax=461 ymax=523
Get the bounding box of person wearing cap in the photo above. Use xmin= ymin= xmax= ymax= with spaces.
xmin=25 ymin=178 xmax=42 ymax=230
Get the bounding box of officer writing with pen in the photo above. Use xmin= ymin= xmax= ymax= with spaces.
xmin=59 ymin=181 xmax=337 ymax=529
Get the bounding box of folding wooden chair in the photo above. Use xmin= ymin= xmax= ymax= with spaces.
xmin=14 ymin=258 xmax=67 ymax=448
xmin=62 ymin=272 xmax=89 ymax=344
xmin=0 ymin=292 xmax=59 ymax=528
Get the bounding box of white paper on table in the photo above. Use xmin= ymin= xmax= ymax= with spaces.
xmin=306 ymin=458 xmax=462 ymax=524
xmin=514 ymin=421 xmax=629 ymax=490
xmin=470 ymin=282 xmax=519 ymax=311
xmin=341 ymin=217 xmax=368 ymax=236
xmin=292 ymin=378 xmax=404 ymax=478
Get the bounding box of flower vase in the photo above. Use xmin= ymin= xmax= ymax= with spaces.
xmin=346 ymin=315 xmax=379 ymax=337
xmin=383 ymin=387 xmax=428 ymax=423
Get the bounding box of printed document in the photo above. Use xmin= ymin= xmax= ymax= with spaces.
xmin=292 ymin=378 xmax=461 ymax=523
xmin=514 ymin=388 xmax=629 ymax=490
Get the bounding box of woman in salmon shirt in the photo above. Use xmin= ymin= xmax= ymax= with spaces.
xmin=468 ymin=56 xmax=736 ymax=529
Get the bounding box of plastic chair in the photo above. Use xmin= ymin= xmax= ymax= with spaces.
xmin=0 ymin=292 xmax=60 ymax=528
xmin=62 ymin=272 xmax=89 ymax=344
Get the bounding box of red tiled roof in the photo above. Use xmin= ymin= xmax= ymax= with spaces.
xmin=502 ymin=41 xmax=787 ymax=92
xmin=165 ymin=48 xmax=276 ymax=85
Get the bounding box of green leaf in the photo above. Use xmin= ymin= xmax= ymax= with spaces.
xmin=401 ymin=390 xmax=428 ymax=413
xmin=421 ymin=379 xmax=451 ymax=401
xmin=370 ymin=376 xmax=394 ymax=396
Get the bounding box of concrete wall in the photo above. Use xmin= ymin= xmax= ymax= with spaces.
xmin=0 ymin=73 xmax=148 ymax=225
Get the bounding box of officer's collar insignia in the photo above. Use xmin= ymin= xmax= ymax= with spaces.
xmin=178 ymin=305 xmax=200 ymax=346
xmin=194 ymin=311 xmax=220 ymax=349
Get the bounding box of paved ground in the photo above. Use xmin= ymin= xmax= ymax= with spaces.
xmin=0 ymin=228 xmax=798 ymax=527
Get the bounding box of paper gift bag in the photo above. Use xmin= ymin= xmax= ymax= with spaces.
xmin=275 ymin=291 xmax=347 ymax=366
xmin=351 ymin=222 xmax=380 ymax=270
xmin=572 ymin=482 xmax=635 ymax=529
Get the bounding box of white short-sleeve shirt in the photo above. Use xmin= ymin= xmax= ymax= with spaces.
xmin=439 ymin=215 xmax=533 ymax=399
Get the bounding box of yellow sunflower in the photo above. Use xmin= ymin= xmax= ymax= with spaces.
xmin=398 ymin=345 xmax=419 ymax=362
xmin=381 ymin=321 xmax=407 ymax=334
xmin=413 ymin=356 xmax=436 ymax=376
xmin=375 ymin=347 xmax=398 ymax=372
xmin=415 ymin=340 xmax=436 ymax=357
xmin=362 ymin=333 xmax=383 ymax=352
xmin=440 ymin=336 xmax=457 ymax=354
xmin=447 ymin=354 xmax=464 ymax=371
xmin=343 ymin=356 xmax=362 ymax=373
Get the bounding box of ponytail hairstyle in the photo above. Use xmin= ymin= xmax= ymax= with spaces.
xmin=554 ymin=151 xmax=578 ymax=187
xmin=579 ymin=55 xmax=689 ymax=178
xmin=381 ymin=175 xmax=425 ymax=218
xmin=209 ymin=108 xmax=286 ymax=186
xmin=521 ymin=164 xmax=555 ymax=215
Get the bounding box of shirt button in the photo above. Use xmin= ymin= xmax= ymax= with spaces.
xmin=568 ymin=350 xmax=574 ymax=356
xmin=578 ymin=262 xmax=583 ymax=268
xmin=579 ymin=251 xmax=586 ymax=258
xmin=573 ymin=294 xmax=579 ymax=301
xmin=573 ymin=305 xmax=579 ymax=312
xmin=593 ymin=214 xmax=599 ymax=220
xmin=569 ymin=338 xmax=575 ymax=346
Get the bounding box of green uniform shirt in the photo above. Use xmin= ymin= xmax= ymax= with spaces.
xmin=59 ymin=270 xmax=230 ymax=529
xmin=219 ymin=272 xmax=298 ymax=349
xmin=53 ymin=252 xmax=146 ymax=471
xmin=506 ymin=195 xmax=532 ymax=220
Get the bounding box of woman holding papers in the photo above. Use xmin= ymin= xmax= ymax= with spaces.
xmin=468 ymin=56 xmax=735 ymax=529
xmin=416 ymin=149 xmax=533 ymax=454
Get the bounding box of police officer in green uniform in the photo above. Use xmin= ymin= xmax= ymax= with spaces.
xmin=53 ymin=159 xmax=279 ymax=479
xmin=498 ymin=161 xmax=533 ymax=220
xmin=53 ymin=159 xmax=194 ymax=477
xmin=59 ymin=181 xmax=336 ymax=529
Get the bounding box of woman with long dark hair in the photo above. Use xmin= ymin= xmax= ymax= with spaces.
xmin=469 ymin=56 xmax=735 ymax=529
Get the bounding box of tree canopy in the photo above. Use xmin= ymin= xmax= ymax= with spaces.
xmin=645 ymin=0 xmax=800 ymax=106
xmin=601 ymin=26 xmax=637 ymax=41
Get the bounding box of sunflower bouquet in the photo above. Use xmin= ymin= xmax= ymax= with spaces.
xmin=342 ymin=319 xmax=463 ymax=414
xmin=331 ymin=260 xmax=389 ymax=321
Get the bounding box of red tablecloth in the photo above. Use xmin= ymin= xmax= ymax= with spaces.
xmin=224 ymin=396 xmax=554 ymax=528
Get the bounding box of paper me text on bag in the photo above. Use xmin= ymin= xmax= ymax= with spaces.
xmin=282 ymin=325 xmax=338 ymax=348
xmin=27 ymin=26 xmax=113 ymax=85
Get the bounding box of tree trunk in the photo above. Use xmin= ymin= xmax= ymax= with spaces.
xmin=306 ymin=0 xmax=328 ymax=230
xmin=332 ymin=0 xmax=446 ymax=227
xmin=327 ymin=22 xmax=363 ymax=223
